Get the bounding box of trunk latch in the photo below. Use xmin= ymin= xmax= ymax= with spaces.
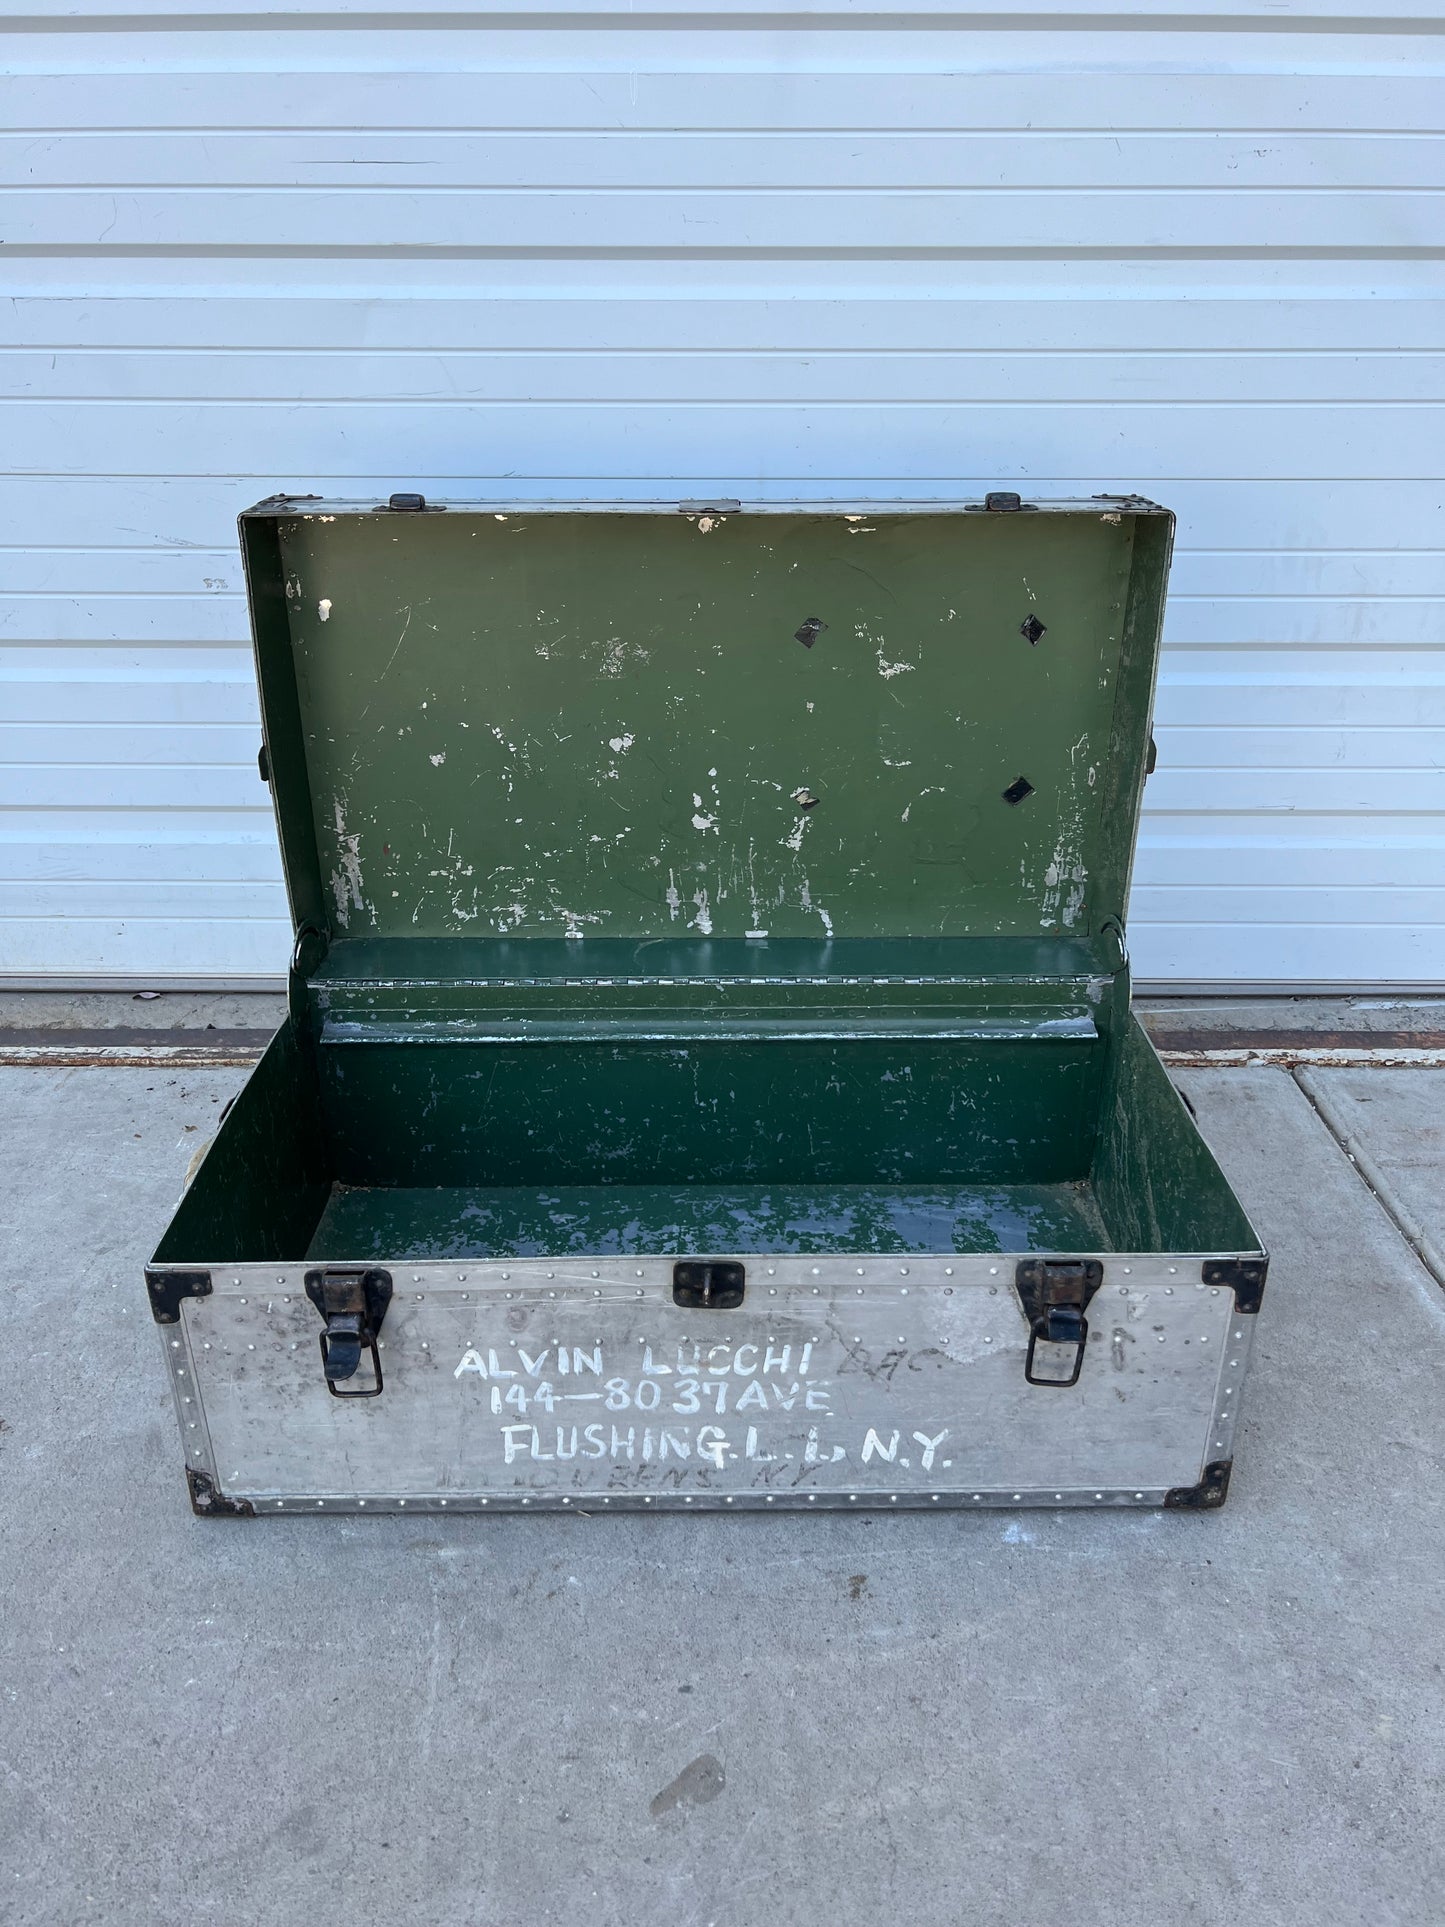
xmin=673 ymin=1261 xmax=746 ymax=1309
xmin=304 ymin=1267 xmax=393 ymax=1397
xmin=1016 ymin=1259 xmax=1103 ymax=1387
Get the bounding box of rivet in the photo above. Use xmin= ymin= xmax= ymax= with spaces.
xmin=239 ymin=1297 xmax=247 ymax=1304
xmin=944 ymin=1266 xmax=953 ymax=1276
xmin=849 ymin=1494 xmax=858 ymax=1502
xmin=1055 ymin=1493 xmax=1062 ymax=1500
xmin=170 ymin=1339 xmax=180 ymax=1349
xmin=890 ymin=1496 xmax=898 ymax=1504
xmin=989 ymin=1267 xmax=998 ymax=1276
xmin=766 ymin=1496 xmax=774 ymax=1504
xmin=811 ymin=1266 xmax=821 ymax=1275
xmin=1094 ymin=1492 xmax=1103 ymax=1499
xmin=591 ymin=1270 xmax=600 ymax=1279
xmin=644 ymin=1496 xmax=652 ymax=1504
xmin=635 ymin=1269 xmax=644 ymax=1277
xmin=398 ymin=1499 xmax=406 ymax=1507
xmin=440 ymin=1498 xmax=448 ymax=1506
xmin=972 ymin=1494 xmax=981 ymax=1502
xmin=421 ymin=1341 xmax=429 ymax=1350
xmin=1012 ymin=1493 xmax=1021 ymax=1501
xmin=725 ymin=1495 xmax=734 ymax=1504
xmin=413 ymin=1273 xmax=421 ymax=1282
xmin=522 ymin=1497 xmax=531 ymax=1505
xmin=767 ymin=1267 xmax=776 ymax=1276
xmin=900 ymin=1287 xmax=908 ymax=1296
xmin=358 ymin=1499 xmax=366 ymax=1507
xmin=931 ymin=1495 xmax=940 ymax=1503
xmin=247 ymin=1343 xmax=255 ymax=1351
xmin=807 ymin=1494 xmax=816 ymax=1503
xmin=984 ymin=1336 xmax=993 ymax=1344
xmin=461 ymin=1292 xmax=469 ymax=1300
xmin=856 ymin=1266 xmax=865 ymax=1275
xmin=1134 ymin=1492 xmax=1144 ymax=1499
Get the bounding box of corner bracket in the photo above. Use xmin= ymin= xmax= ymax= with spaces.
xmin=186 ymin=1469 xmax=255 ymax=1518
xmin=146 ymin=1267 xmax=212 ymax=1325
xmin=1164 ymin=1460 xmax=1232 ymax=1511
xmin=1201 ymin=1258 xmax=1267 ymax=1314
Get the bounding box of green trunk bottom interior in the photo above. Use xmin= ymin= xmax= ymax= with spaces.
xmin=152 ymin=1014 xmax=1261 ymax=1268
xmin=305 ymin=1180 xmax=1114 ymax=1261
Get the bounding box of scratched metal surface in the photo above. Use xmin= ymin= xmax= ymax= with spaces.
xmin=166 ymin=1255 xmax=1248 ymax=1511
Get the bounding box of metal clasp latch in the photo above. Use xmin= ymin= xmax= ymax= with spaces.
xmin=673 ymin=1261 xmax=746 ymax=1309
xmin=303 ymin=1267 xmax=393 ymax=1397
xmin=1016 ymin=1259 xmax=1103 ymax=1387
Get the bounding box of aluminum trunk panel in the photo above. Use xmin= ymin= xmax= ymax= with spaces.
xmin=164 ymin=1256 xmax=1251 ymax=1512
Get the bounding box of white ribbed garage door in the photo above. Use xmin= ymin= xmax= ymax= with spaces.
xmin=3 ymin=1 xmax=1442 ymax=987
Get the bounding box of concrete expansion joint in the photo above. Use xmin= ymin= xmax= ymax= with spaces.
xmin=1288 ymin=1066 xmax=1445 ymax=1299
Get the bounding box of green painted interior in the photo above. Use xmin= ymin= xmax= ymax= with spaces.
xmin=150 ymin=498 xmax=1260 ymax=1272
xmin=251 ymin=502 xmax=1166 ymax=948
xmin=159 ymin=1012 xmax=1255 ymax=1263
xmin=306 ymin=1180 xmax=1113 ymax=1261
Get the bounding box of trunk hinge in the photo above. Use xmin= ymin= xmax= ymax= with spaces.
xmin=1015 ymin=1259 xmax=1103 ymax=1387
xmin=304 ymin=1267 xmax=393 ymax=1397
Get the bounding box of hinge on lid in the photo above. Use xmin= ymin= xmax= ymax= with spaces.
xmin=1015 ymin=1259 xmax=1103 ymax=1387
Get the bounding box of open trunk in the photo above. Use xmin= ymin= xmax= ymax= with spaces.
xmin=148 ymin=497 xmax=1264 ymax=1515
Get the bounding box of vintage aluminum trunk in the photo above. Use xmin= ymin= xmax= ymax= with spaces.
xmin=148 ymin=493 xmax=1266 ymax=1517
